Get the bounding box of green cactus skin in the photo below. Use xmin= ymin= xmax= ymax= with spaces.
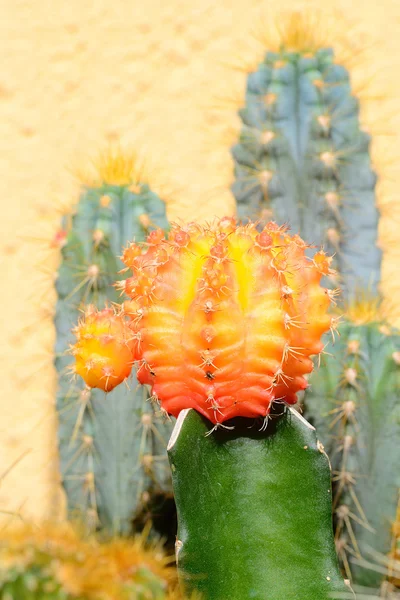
xmin=167 ymin=406 xmax=350 ymax=600
xmin=55 ymin=181 xmax=173 ymax=535
xmin=304 ymin=319 xmax=400 ymax=589
xmin=231 ymin=47 xmax=381 ymax=298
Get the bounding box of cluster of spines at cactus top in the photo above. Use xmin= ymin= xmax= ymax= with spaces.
xmin=55 ymin=151 xmax=173 ymax=536
xmin=231 ymin=22 xmax=381 ymax=299
xmin=304 ymin=304 xmax=400 ymax=591
xmin=0 ymin=521 xmax=180 ymax=600
xmin=72 ymin=217 xmax=337 ymax=430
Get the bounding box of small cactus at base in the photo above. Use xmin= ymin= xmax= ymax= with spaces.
xmin=231 ymin=14 xmax=381 ymax=298
xmin=304 ymin=299 xmax=400 ymax=590
xmin=55 ymin=149 xmax=173 ymax=535
xmin=0 ymin=522 xmax=179 ymax=600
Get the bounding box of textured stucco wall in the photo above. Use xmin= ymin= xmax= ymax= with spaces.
xmin=1 ymin=0 xmax=399 ymax=522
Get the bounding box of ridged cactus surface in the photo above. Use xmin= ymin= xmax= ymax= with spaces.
xmin=55 ymin=160 xmax=173 ymax=535
xmin=231 ymin=32 xmax=381 ymax=298
xmin=304 ymin=314 xmax=400 ymax=590
xmin=72 ymin=218 xmax=336 ymax=426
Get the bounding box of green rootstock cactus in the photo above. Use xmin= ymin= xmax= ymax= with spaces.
xmin=231 ymin=39 xmax=381 ymax=298
xmin=304 ymin=314 xmax=400 ymax=591
xmin=55 ymin=160 xmax=173 ymax=535
xmin=168 ymin=407 xmax=350 ymax=600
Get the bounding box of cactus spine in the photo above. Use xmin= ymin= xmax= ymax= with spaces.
xmin=55 ymin=151 xmax=173 ymax=535
xmin=304 ymin=308 xmax=400 ymax=590
xmin=231 ymin=17 xmax=381 ymax=298
xmin=168 ymin=407 xmax=349 ymax=599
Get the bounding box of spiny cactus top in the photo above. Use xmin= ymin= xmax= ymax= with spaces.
xmin=72 ymin=218 xmax=337 ymax=426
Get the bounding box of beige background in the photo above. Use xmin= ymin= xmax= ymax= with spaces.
xmin=1 ymin=0 xmax=399 ymax=522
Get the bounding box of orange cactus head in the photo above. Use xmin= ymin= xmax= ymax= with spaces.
xmin=120 ymin=218 xmax=337 ymax=425
xmin=72 ymin=305 xmax=135 ymax=392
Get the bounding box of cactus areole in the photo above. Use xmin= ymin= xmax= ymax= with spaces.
xmin=74 ymin=218 xmax=348 ymax=598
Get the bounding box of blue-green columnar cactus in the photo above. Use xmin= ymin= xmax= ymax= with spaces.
xmin=54 ymin=151 xmax=174 ymax=535
xmin=231 ymin=19 xmax=381 ymax=299
xmin=304 ymin=302 xmax=400 ymax=591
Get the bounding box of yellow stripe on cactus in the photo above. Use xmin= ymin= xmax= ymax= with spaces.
xmin=72 ymin=219 xmax=336 ymax=425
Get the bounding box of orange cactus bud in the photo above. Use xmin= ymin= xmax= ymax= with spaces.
xmin=121 ymin=242 xmax=142 ymax=269
xmin=121 ymin=218 xmax=336 ymax=424
xmin=72 ymin=306 xmax=135 ymax=392
xmin=146 ymin=228 xmax=165 ymax=246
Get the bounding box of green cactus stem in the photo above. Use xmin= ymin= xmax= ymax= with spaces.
xmin=304 ymin=316 xmax=400 ymax=589
xmin=55 ymin=164 xmax=173 ymax=535
xmin=168 ymin=406 xmax=350 ymax=600
xmin=231 ymin=43 xmax=381 ymax=298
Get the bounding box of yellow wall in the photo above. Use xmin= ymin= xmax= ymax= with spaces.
xmin=1 ymin=0 xmax=399 ymax=522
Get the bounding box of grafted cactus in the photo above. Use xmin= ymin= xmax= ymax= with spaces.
xmin=231 ymin=15 xmax=381 ymax=298
xmin=55 ymin=150 xmax=173 ymax=535
xmin=71 ymin=218 xmax=350 ymax=599
xmin=304 ymin=302 xmax=400 ymax=591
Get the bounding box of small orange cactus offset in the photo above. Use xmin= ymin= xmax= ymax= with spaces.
xmin=116 ymin=218 xmax=336 ymax=424
xmin=72 ymin=305 xmax=135 ymax=392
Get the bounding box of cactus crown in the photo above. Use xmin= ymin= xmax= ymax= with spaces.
xmin=73 ymin=218 xmax=336 ymax=426
xmin=76 ymin=147 xmax=146 ymax=188
xmin=255 ymin=12 xmax=335 ymax=54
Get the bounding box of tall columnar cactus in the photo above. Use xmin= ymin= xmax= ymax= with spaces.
xmin=0 ymin=522 xmax=179 ymax=599
xmin=72 ymin=218 xmax=350 ymax=598
xmin=231 ymin=16 xmax=381 ymax=298
xmin=304 ymin=304 xmax=400 ymax=591
xmin=55 ymin=150 xmax=173 ymax=535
